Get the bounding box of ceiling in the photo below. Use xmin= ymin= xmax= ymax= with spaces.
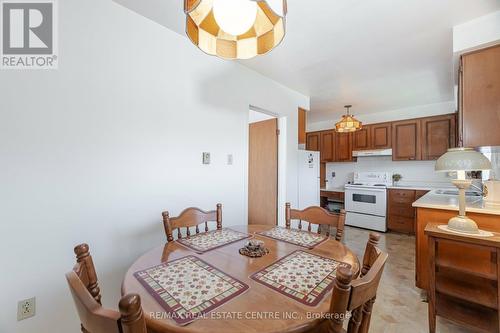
xmin=114 ymin=0 xmax=500 ymax=123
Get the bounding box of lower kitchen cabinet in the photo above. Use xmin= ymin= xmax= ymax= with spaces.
xmin=387 ymin=189 xmax=429 ymax=234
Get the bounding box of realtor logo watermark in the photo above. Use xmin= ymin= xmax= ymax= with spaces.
xmin=1 ymin=0 xmax=57 ymax=69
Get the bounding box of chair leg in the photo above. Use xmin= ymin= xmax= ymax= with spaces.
xmin=348 ymin=308 xmax=363 ymax=333
xmin=359 ymin=297 xmax=375 ymax=333
xmin=428 ymin=298 xmax=436 ymax=333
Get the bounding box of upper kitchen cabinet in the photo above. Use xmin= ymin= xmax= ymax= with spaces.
xmin=421 ymin=114 xmax=456 ymax=160
xmin=392 ymin=119 xmax=421 ymax=161
xmin=306 ymin=131 xmax=321 ymax=151
xmin=459 ymin=44 xmax=500 ymax=148
xmin=320 ymin=130 xmax=336 ymax=162
xmin=353 ymin=126 xmax=371 ymax=151
xmin=353 ymin=123 xmax=392 ymax=151
xmin=371 ymin=123 xmax=392 ymax=149
xmin=336 ymin=132 xmax=354 ymax=162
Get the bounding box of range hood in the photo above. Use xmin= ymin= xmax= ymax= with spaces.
xmin=352 ymin=148 xmax=393 ymax=157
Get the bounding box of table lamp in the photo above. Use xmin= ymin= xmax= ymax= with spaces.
xmin=435 ymin=148 xmax=492 ymax=234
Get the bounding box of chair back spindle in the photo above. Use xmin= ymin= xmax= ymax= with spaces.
xmin=162 ymin=203 xmax=222 ymax=242
xmin=285 ymin=202 xmax=345 ymax=241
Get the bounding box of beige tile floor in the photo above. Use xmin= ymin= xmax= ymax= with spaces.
xmin=343 ymin=226 xmax=474 ymax=333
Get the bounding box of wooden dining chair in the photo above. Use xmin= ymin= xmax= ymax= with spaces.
xmin=162 ymin=203 xmax=222 ymax=242
xmin=66 ymin=244 xmax=147 ymax=333
xmin=285 ymin=202 xmax=346 ymax=241
xmin=311 ymin=233 xmax=388 ymax=333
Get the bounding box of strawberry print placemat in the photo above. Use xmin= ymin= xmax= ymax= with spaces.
xmin=176 ymin=228 xmax=251 ymax=253
xmin=257 ymin=226 xmax=328 ymax=249
xmin=134 ymin=256 xmax=249 ymax=325
xmin=250 ymin=250 xmax=351 ymax=306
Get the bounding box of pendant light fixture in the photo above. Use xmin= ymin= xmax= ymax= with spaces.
xmin=184 ymin=0 xmax=287 ymax=60
xmin=335 ymin=105 xmax=362 ymax=133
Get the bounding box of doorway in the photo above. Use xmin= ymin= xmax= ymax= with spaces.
xmin=248 ymin=109 xmax=278 ymax=226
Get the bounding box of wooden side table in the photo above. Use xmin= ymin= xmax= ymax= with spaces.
xmin=425 ymin=223 xmax=500 ymax=333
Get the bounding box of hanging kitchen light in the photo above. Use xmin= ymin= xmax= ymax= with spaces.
xmin=335 ymin=105 xmax=362 ymax=133
xmin=184 ymin=0 xmax=287 ymax=60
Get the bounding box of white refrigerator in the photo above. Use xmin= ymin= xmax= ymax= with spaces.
xmin=297 ymin=150 xmax=321 ymax=209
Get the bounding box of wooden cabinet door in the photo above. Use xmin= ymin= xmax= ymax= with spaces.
xmin=335 ymin=132 xmax=353 ymax=162
xmin=461 ymin=45 xmax=500 ymax=148
xmin=421 ymin=114 xmax=456 ymax=160
xmin=320 ymin=130 xmax=335 ymax=162
xmin=371 ymin=123 xmax=392 ymax=149
xmin=392 ymin=120 xmax=421 ymax=161
xmin=353 ymin=126 xmax=371 ymax=151
xmin=306 ymin=132 xmax=320 ymax=151
xmin=298 ymin=108 xmax=307 ymax=145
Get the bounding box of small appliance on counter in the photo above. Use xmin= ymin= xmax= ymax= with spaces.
xmin=483 ymin=180 xmax=500 ymax=205
xmin=344 ymin=172 xmax=393 ymax=232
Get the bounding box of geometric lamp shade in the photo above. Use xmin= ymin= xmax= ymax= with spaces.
xmin=335 ymin=105 xmax=362 ymax=133
xmin=185 ymin=0 xmax=287 ymax=60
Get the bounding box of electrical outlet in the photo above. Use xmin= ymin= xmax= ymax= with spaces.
xmin=202 ymin=152 xmax=210 ymax=165
xmin=17 ymin=297 xmax=36 ymax=321
xmin=227 ymin=154 xmax=233 ymax=165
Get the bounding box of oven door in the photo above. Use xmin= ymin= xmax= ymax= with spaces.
xmin=345 ymin=187 xmax=387 ymax=217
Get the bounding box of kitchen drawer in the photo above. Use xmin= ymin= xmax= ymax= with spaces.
xmin=388 ymin=203 xmax=415 ymax=218
xmin=388 ymin=215 xmax=414 ymax=234
xmin=320 ymin=191 xmax=345 ymax=202
xmin=389 ymin=189 xmax=416 ymax=204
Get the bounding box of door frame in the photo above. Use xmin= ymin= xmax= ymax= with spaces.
xmin=245 ymin=105 xmax=287 ymax=226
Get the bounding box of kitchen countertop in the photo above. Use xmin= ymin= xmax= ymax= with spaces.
xmin=412 ymin=190 xmax=500 ymax=215
xmin=320 ymin=184 xmax=453 ymax=192
xmin=320 ymin=187 xmax=345 ymax=193
xmin=387 ymin=182 xmax=455 ymax=191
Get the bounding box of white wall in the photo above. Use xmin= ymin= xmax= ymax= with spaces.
xmin=307 ymin=101 xmax=455 ymax=132
xmin=0 ymin=1 xmax=308 ymax=332
xmin=325 ymin=156 xmax=451 ymax=189
xmin=248 ymin=109 xmax=276 ymax=124
xmin=453 ymin=10 xmax=500 ymax=53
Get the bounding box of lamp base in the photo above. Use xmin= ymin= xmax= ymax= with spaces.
xmin=447 ymin=215 xmax=479 ymax=234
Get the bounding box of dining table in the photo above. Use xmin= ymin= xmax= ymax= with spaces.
xmin=122 ymin=224 xmax=360 ymax=333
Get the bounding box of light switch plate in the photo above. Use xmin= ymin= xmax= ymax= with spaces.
xmin=202 ymin=152 xmax=210 ymax=165
xmin=17 ymin=297 xmax=36 ymax=321
xmin=227 ymin=154 xmax=233 ymax=165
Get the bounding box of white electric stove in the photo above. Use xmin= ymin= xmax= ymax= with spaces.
xmin=344 ymin=172 xmax=393 ymax=232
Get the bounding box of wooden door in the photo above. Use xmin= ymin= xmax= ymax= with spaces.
xmin=392 ymin=120 xmax=421 ymax=161
xmin=335 ymin=132 xmax=353 ymax=162
xmin=306 ymin=132 xmax=320 ymax=151
xmin=353 ymin=126 xmax=371 ymax=150
xmin=421 ymin=114 xmax=456 ymax=160
xmin=371 ymin=123 xmax=392 ymax=149
xmin=248 ymin=118 xmax=278 ymax=226
xmin=461 ymin=44 xmax=500 ymax=148
xmin=298 ymin=108 xmax=307 ymax=146
xmin=320 ymin=130 xmax=335 ymax=162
